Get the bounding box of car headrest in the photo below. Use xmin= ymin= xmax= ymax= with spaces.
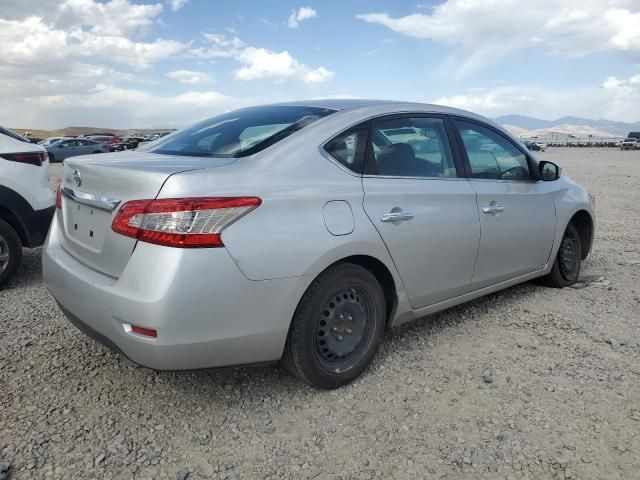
xmin=377 ymin=143 xmax=416 ymax=176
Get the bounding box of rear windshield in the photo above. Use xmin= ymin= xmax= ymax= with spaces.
xmin=148 ymin=106 xmax=335 ymax=158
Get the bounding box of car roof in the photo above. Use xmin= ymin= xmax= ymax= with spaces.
xmin=256 ymin=99 xmax=500 ymax=128
xmin=264 ymin=99 xmax=481 ymax=116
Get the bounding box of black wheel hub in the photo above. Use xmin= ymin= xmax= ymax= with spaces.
xmin=0 ymin=234 xmax=9 ymax=274
xmin=315 ymin=285 xmax=373 ymax=372
xmin=559 ymin=229 xmax=578 ymax=279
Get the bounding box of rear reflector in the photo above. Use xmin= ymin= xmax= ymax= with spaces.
xmin=1 ymin=151 xmax=46 ymax=166
xmin=131 ymin=325 xmax=157 ymax=338
xmin=112 ymin=197 xmax=261 ymax=248
xmin=55 ymin=178 xmax=62 ymax=209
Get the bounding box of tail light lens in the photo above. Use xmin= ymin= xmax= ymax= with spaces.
xmin=55 ymin=178 xmax=62 ymax=209
xmin=112 ymin=197 xmax=261 ymax=248
xmin=1 ymin=152 xmax=46 ymax=166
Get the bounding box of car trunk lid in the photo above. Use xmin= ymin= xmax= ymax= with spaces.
xmin=57 ymin=151 xmax=236 ymax=278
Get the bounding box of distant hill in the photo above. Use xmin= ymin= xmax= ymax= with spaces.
xmin=493 ymin=115 xmax=639 ymax=137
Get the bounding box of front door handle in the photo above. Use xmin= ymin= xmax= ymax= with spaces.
xmin=380 ymin=211 xmax=415 ymax=222
xmin=482 ymin=202 xmax=505 ymax=214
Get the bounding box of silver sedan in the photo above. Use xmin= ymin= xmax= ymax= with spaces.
xmin=45 ymin=138 xmax=110 ymax=163
xmin=42 ymin=100 xmax=595 ymax=389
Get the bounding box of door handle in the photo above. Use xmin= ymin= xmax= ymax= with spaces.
xmin=380 ymin=211 xmax=415 ymax=222
xmin=482 ymin=203 xmax=505 ymax=214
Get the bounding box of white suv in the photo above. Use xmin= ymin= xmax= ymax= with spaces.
xmin=0 ymin=127 xmax=55 ymax=286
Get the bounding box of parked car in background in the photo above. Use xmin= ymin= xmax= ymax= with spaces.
xmin=26 ymin=137 xmax=45 ymax=144
xmin=143 ymin=132 xmax=171 ymax=142
xmin=43 ymin=100 xmax=595 ymax=389
xmin=523 ymin=141 xmax=544 ymax=152
xmin=39 ymin=137 xmax=65 ymax=147
xmin=86 ymin=135 xmax=123 ymax=151
xmin=621 ymin=138 xmax=638 ymax=150
xmin=110 ymin=137 xmax=145 ymax=151
xmin=45 ymin=138 xmax=110 ymax=163
xmin=0 ymin=127 xmax=54 ymax=287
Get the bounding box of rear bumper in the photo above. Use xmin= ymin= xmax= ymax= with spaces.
xmin=42 ymin=218 xmax=308 ymax=370
xmin=23 ymin=205 xmax=55 ymax=248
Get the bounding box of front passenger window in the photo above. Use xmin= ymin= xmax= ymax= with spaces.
xmin=455 ymin=121 xmax=530 ymax=181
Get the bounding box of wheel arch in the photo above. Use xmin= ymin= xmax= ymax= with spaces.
xmin=316 ymin=255 xmax=398 ymax=328
xmin=569 ymin=210 xmax=594 ymax=260
xmin=0 ymin=188 xmax=31 ymax=246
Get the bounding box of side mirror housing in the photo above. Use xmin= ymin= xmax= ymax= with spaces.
xmin=539 ymin=161 xmax=561 ymax=181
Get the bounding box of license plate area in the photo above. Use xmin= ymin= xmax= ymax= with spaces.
xmin=65 ymin=200 xmax=110 ymax=252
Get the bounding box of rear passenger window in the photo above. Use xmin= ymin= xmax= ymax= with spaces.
xmin=323 ymin=122 xmax=369 ymax=173
xmin=455 ymin=121 xmax=531 ymax=181
xmin=367 ymin=117 xmax=457 ymax=178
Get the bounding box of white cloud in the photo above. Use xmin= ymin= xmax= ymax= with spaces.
xmin=288 ymin=6 xmax=317 ymax=28
xmin=191 ymin=33 xmax=334 ymax=85
xmin=433 ymin=74 xmax=640 ymax=122
xmin=357 ymin=0 xmax=640 ymax=77
xmin=192 ymin=33 xmax=245 ymax=59
xmin=0 ymin=84 xmax=244 ymax=129
xmin=166 ymin=69 xmax=212 ymax=84
xmin=167 ymin=0 xmax=188 ymax=12
xmin=0 ymin=2 xmax=186 ymax=69
xmin=236 ymin=47 xmax=334 ymax=84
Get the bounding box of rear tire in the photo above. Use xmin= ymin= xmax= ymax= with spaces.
xmin=539 ymin=223 xmax=581 ymax=288
xmin=48 ymin=153 xmax=55 ymax=163
xmin=0 ymin=219 xmax=23 ymax=288
xmin=282 ymin=263 xmax=386 ymax=389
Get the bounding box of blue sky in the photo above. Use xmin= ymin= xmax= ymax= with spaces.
xmin=1 ymin=0 xmax=639 ymax=128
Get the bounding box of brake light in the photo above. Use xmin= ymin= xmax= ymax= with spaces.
xmin=55 ymin=178 xmax=62 ymax=209
xmin=1 ymin=151 xmax=46 ymax=166
xmin=112 ymin=197 xmax=261 ymax=248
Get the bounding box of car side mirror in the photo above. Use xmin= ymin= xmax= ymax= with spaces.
xmin=539 ymin=161 xmax=561 ymax=181
xmin=58 ymin=144 xmax=64 ymax=148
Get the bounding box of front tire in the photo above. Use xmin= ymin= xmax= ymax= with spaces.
xmin=540 ymin=223 xmax=581 ymax=288
xmin=0 ymin=219 xmax=23 ymax=288
xmin=48 ymin=152 xmax=56 ymax=163
xmin=282 ymin=263 xmax=386 ymax=389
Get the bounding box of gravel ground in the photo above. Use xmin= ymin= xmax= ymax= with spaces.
xmin=1 ymin=148 xmax=639 ymax=479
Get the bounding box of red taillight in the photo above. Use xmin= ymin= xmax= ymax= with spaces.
xmin=55 ymin=178 xmax=62 ymax=209
xmin=111 ymin=197 xmax=261 ymax=248
xmin=131 ymin=325 xmax=157 ymax=338
xmin=1 ymin=152 xmax=46 ymax=166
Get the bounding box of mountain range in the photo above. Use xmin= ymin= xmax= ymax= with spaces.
xmin=492 ymin=115 xmax=640 ymax=137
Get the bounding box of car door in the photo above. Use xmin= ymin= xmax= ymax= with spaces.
xmin=452 ymin=119 xmax=557 ymax=289
xmin=76 ymin=139 xmax=93 ymax=155
xmin=361 ymin=115 xmax=480 ymax=309
xmin=57 ymin=140 xmax=77 ymax=160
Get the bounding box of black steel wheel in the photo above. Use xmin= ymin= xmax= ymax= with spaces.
xmin=314 ymin=285 xmax=376 ymax=374
xmin=0 ymin=219 xmax=22 ymax=288
xmin=282 ymin=263 xmax=386 ymax=389
xmin=539 ymin=222 xmax=582 ymax=288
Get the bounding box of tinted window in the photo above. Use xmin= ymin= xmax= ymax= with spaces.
xmin=367 ymin=116 xmax=457 ymax=178
xmin=456 ymin=121 xmax=530 ymax=181
xmin=323 ymin=122 xmax=368 ymax=173
xmin=149 ymin=106 xmax=335 ymax=158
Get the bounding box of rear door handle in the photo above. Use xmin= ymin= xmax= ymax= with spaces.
xmin=482 ymin=203 xmax=505 ymax=214
xmin=380 ymin=211 xmax=415 ymax=222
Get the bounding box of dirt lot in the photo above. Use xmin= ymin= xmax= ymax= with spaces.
xmin=1 ymin=148 xmax=639 ymax=479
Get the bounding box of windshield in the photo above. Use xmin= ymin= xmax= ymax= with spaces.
xmin=148 ymin=105 xmax=335 ymax=158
